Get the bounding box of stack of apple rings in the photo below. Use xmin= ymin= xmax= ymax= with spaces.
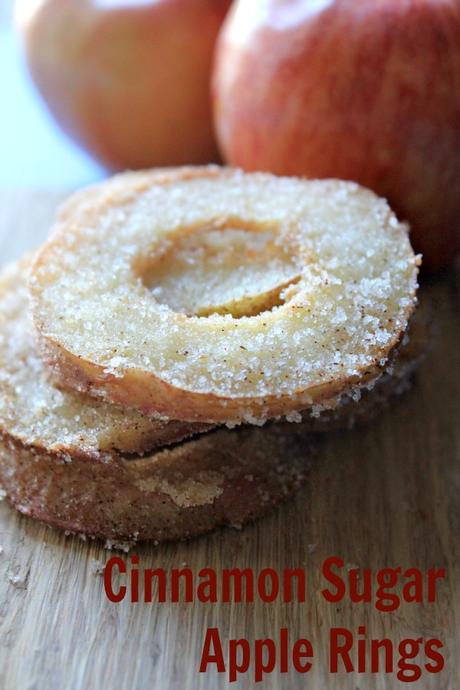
xmin=0 ymin=167 xmax=421 ymax=542
xmin=0 ymin=259 xmax=309 ymax=541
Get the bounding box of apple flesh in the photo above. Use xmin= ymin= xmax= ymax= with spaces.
xmin=213 ymin=0 xmax=460 ymax=271
xmin=17 ymin=0 xmax=232 ymax=170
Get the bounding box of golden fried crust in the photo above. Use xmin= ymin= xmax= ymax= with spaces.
xmin=300 ymin=303 xmax=430 ymax=431
xmin=0 ymin=258 xmax=210 ymax=460
xmin=31 ymin=166 xmax=419 ymax=424
xmin=0 ymin=424 xmax=312 ymax=542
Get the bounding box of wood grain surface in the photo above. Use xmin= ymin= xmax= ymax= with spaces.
xmin=0 ymin=189 xmax=458 ymax=690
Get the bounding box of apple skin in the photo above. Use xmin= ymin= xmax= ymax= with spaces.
xmin=16 ymin=0 xmax=232 ymax=170
xmin=213 ymin=0 xmax=460 ymax=271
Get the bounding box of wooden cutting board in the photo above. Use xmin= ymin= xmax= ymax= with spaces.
xmin=0 ymin=189 xmax=458 ymax=690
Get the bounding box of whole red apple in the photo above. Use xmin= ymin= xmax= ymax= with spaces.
xmin=16 ymin=0 xmax=232 ymax=170
xmin=213 ymin=0 xmax=460 ymax=270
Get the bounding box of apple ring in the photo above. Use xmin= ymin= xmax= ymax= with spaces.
xmin=0 ymin=258 xmax=210 ymax=460
xmin=0 ymin=423 xmax=311 ymax=542
xmin=31 ymin=167 xmax=419 ymax=423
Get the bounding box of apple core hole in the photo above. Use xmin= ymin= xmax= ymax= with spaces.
xmin=137 ymin=225 xmax=300 ymax=318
